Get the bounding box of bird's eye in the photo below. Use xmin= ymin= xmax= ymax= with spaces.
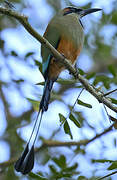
xmin=63 ymin=7 xmax=83 ymax=16
xmin=63 ymin=8 xmax=72 ymax=16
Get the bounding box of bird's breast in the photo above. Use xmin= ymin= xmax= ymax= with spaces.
xmin=48 ymin=35 xmax=82 ymax=79
xmin=57 ymin=35 xmax=82 ymax=64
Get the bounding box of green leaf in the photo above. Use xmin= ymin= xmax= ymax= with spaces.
xmin=59 ymin=114 xmax=73 ymax=139
xmin=35 ymin=60 xmax=42 ymax=73
xmin=77 ymin=176 xmax=87 ymax=180
xmin=75 ymin=111 xmax=84 ymax=125
xmin=29 ymin=172 xmax=48 ymax=180
xmin=59 ymin=113 xmax=66 ymax=124
xmin=110 ymin=98 xmax=117 ymax=105
xmin=85 ymin=72 xmax=96 ymax=80
xmin=114 ymin=138 xmax=117 ymax=147
xmin=36 ymin=81 xmax=45 ymax=86
xmin=11 ymin=50 xmax=18 ymax=57
xmin=93 ymin=75 xmax=111 ymax=89
xmin=69 ymin=113 xmax=81 ymax=128
xmin=64 ymin=120 xmax=73 ymax=139
xmin=56 ymin=78 xmax=77 ymax=85
xmin=36 ymin=78 xmax=77 ymax=86
xmin=108 ymin=162 xmax=117 ymax=170
xmin=111 ymin=11 xmax=117 ymax=24
xmin=0 ymin=39 xmax=4 ymax=50
xmin=49 ymin=165 xmax=58 ymax=174
xmin=92 ymin=159 xmax=114 ymax=163
xmin=77 ymin=100 xmax=92 ymax=108
xmin=25 ymin=52 xmax=34 ymax=59
xmin=108 ymin=64 xmax=117 ymax=77
xmin=60 ymin=173 xmax=72 ymax=178
xmin=27 ymin=98 xmax=40 ymax=111
xmin=13 ymin=79 xmax=24 ymax=83
xmin=53 ymin=155 xmax=66 ymax=169
xmin=65 ymin=163 xmax=78 ymax=172
xmin=78 ymin=68 xmax=85 ymax=75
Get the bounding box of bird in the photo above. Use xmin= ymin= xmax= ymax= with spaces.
xmin=14 ymin=6 xmax=102 ymax=174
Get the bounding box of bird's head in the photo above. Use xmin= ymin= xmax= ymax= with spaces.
xmin=62 ymin=7 xmax=102 ymax=27
xmin=63 ymin=7 xmax=102 ymax=17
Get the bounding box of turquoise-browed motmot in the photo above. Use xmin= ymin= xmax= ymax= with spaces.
xmin=15 ymin=6 xmax=101 ymax=174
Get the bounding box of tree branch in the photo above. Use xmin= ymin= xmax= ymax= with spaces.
xmin=0 ymin=123 xmax=114 ymax=168
xmin=43 ymin=123 xmax=113 ymax=147
xmin=0 ymin=7 xmax=117 ymax=113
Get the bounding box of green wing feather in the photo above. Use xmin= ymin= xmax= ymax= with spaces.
xmin=41 ymin=23 xmax=60 ymax=78
xmin=40 ymin=22 xmax=61 ymax=112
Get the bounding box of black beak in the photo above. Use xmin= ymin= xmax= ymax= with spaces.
xmin=80 ymin=8 xmax=102 ymax=17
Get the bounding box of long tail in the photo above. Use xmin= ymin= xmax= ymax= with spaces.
xmin=14 ymin=78 xmax=55 ymax=174
xmin=40 ymin=78 xmax=54 ymax=112
xmin=28 ymin=77 xmax=55 ymax=145
xmin=32 ymin=78 xmax=55 ymax=144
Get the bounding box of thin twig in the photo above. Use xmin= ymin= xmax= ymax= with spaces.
xmin=67 ymin=88 xmax=84 ymax=126
xmin=60 ymin=88 xmax=84 ymax=126
xmin=103 ymin=104 xmax=111 ymax=122
xmin=97 ymin=170 xmax=117 ymax=180
xmin=104 ymin=88 xmax=117 ymax=96
xmin=70 ymin=88 xmax=84 ymax=115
